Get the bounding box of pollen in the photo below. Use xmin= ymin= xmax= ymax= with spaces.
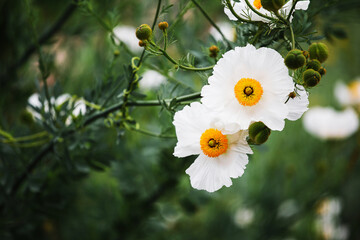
xmin=253 ymin=0 xmax=262 ymax=10
xmin=349 ymin=82 xmax=360 ymax=99
xmin=200 ymin=128 xmax=228 ymax=158
xmin=234 ymin=78 xmax=263 ymax=106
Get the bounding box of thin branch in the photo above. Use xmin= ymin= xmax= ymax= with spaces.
xmin=224 ymin=0 xmax=254 ymax=23
xmin=190 ymin=0 xmax=232 ymax=49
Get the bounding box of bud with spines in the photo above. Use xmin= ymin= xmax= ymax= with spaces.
xmin=135 ymin=24 xmax=152 ymax=41
xmin=284 ymin=49 xmax=306 ymax=70
xmin=158 ymin=21 xmax=169 ymax=31
xmin=306 ymin=59 xmax=321 ymax=71
xmin=303 ymin=69 xmax=321 ymax=87
xmin=261 ymin=0 xmax=285 ymax=12
xmin=318 ymin=67 xmax=326 ymax=76
xmin=249 ymin=122 xmax=271 ymax=145
xmin=209 ymin=45 xmax=219 ymax=58
xmin=138 ymin=40 xmax=146 ymax=47
xmin=308 ymin=42 xmax=329 ymax=63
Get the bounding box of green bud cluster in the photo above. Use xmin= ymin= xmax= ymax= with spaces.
xmin=308 ymin=43 xmax=329 ymax=63
xmin=303 ymin=69 xmax=321 ymax=87
xmin=249 ymin=122 xmax=271 ymax=145
xmin=261 ymin=0 xmax=285 ymax=12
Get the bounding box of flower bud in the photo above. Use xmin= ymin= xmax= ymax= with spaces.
xmin=135 ymin=24 xmax=152 ymax=40
xmin=284 ymin=49 xmax=306 ymax=70
xmin=306 ymin=59 xmax=321 ymax=71
xmin=113 ymin=50 xmax=120 ymax=56
xmin=158 ymin=21 xmax=169 ymax=31
xmin=209 ymin=45 xmax=219 ymax=58
xmin=261 ymin=0 xmax=285 ymax=12
xmin=249 ymin=122 xmax=271 ymax=144
xmin=302 ymin=50 xmax=310 ymax=59
xmin=288 ymin=91 xmax=296 ymax=99
xmin=138 ymin=40 xmax=146 ymax=47
xmin=318 ymin=67 xmax=326 ymax=76
xmin=308 ymin=43 xmax=329 ymax=63
xmin=303 ymin=69 xmax=321 ymax=87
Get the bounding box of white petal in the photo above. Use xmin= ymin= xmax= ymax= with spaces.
xmin=113 ymin=25 xmax=142 ymax=53
xmin=55 ymin=94 xmax=71 ymax=107
xmin=139 ymin=70 xmax=167 ymax=90
xmin=334 ymin=81 xmax=352 ymax=106
xmin=286 ymin=85 xmax=309 ymax=121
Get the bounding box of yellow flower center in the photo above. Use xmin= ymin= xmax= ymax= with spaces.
xmin=253 ymin=0 xmax=262 ymax=10
xmin=200 ymin=128 xmax=228 ymax=158
xmin=234 ymin=78 xmax=263 ymax=106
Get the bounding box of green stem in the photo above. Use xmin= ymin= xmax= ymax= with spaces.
xmin=244 ymin=0 xmax=277 ymax=21
xmin=163 ymin=29 xmax=168 ymax=51
xmin=168 ymin=1 xmax=193 ymax=32
xmin=126 ymin=123 xmax=175 ymax=139
xmin=274 ymin=11 xmax=295 ymax=49
xmin=190 ymin=0 xmax=232 ymax=48
xmin=224 ymin=0 xmax=254 ymax=23
xmin=0 ymin=131 xmax=48 ymax=143
xmin=149 ymin=41 xmax=214 ymax=71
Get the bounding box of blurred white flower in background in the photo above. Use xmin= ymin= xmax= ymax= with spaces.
xmin=316 ymin=198 xmax=349 ymax=240
xmin=234 ymin=207 xmax=255 ymax=228
xmin=113 ymin=25 xmax=142 ymax=53
xmin=209 ymin=21 xmax=236 ymax=42
xmin=277 ymin=199 xmax=299 ymax=218
xmin=302 ymin=107 xmax=359 ymax=140
xmin=334 ymin=78 xmax=360 ymax=106
xmin=139 ymin=70 xmax=167 ymax=90
xmin=27 ymin=93 xmax=87 ymax=125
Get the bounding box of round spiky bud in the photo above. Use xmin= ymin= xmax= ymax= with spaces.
xmin=158 ymin=21 xmax=169 ymax=31
xmin=306 ymin=59 xmax=321 ymax=71
xmin=303 ymin=69 xmax=321 ymax=87
xmin=138 ymin=40 xmax=146 ymax=47
xmin=135 ymin=24 xmax=152 ymax=40
xmin=284 ymin=49 xmax=306 ymax=70
xmin=260 ymin=0 xmax=285 ymax=12
xmin=318 ymin=67 xmax=326 ymax=76
xmin=308 ymin=43 xmax=329 ymax=63
xmin=249 ymin=122 xmax=271 ymax=145
xmin=209 ymin=45 xmax=219 ymax=58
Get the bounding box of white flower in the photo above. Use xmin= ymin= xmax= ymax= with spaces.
xmin=139 ymin=70 xmax=167 ymax=90
xmin=210 ymin=21 xmax=236 ymax=42
xmin=334 ymin=79 xmax=360 ymax=106
xmin=224 ymin=0 xmax=310 ymax=23
xmin=113 ymin=25 xmax=142 ymax=53
xmin=234 ymin=207 xmax=255 ymax=228
xmin=201 ymin=44 xmax=293 ymax=131
xmin=302 ymin=107 xmax=359 ymax=140
xmin=285 ymin=85 xmax=309 ymax=121
xmin=173 ymin=102 xmax=253 ymax=192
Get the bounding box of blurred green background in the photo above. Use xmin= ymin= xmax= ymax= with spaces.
xmin=1 ymin=0 xmax=360 ymax=239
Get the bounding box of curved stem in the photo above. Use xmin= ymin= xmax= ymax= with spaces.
xmin=0 ymin=131 xmax=48 ymax=143
xmin=126 ymin=123 xmax=175 ymax=139
xmin=224 ymin=0 xmax=254 ymax=23
xmin=191 ymin=0 xmax=232 ymax=48
xmin=244 ymin=0 xmax=277 ymax=21
xmin=274 ymin=11 xmax=295 ymax=49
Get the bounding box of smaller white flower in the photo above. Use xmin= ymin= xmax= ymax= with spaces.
xmin=139 ymin=70 xmax=167 ymax=90
xmin=113 ymin=25 xmax=142 ymax=53
xmin=173 ymin=102 xmax=253 ymax=192
xmin=224 ymin=0 xmax=310 ymax=23
xmin=285 ymin=85 xmax=309 ymax=121
xmin=334 ymin=79 xmax=360 ymax=106
xmin=302 ymin=107 xmax=359 ymax=140
xmin=210 ymin=21 xmax=236 ymax=42
xmin=234 ymin=207 xmax=255 ymax=228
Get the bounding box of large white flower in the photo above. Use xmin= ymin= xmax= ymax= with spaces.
xmin=113 ymin=25 xmax=142 ymax=53
xmin=224 ymin=0 xmax=310 ymax=23
xmin=139 ymin=70 xmax=166 ymax=90
xmin=210 ymin=21 xmax=236 ymax=42
xmin=201 ymin=44 xmax=294 ymax=131
xmin=302 ymin=107 xmax=359 ymax=140
xmin=334 ymin=79 xmax=360 ymax=106
xmin=173 ymin=102 xmax=253 ymax=192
